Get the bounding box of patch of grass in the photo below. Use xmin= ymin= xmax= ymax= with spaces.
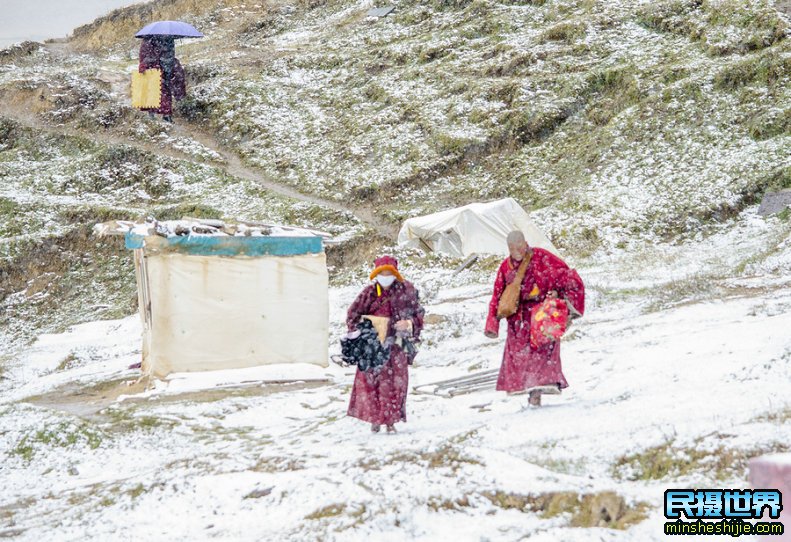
xmin=637 ymin=0 xmax=704 ymax=36
xmin=10 ymin=421 xmax=103 ymax=462
xmin=85 ymin=145 xmax=165 ymax=198
xmin=757 ymin=166 xmax=791 ymax=193
xmin=714 ymin=50 xmax=791 ymax=90
xmin=578 ymin=64 xmax=643 ymax=125
xmin=501 ymin=106 xmax=573 ymax=146
xmin=746 ymin=107 xmax=791 ymax=140
xmin=540 ymin=21 xmax=586 ymax=43
xmin=486 ymin=80 xmax=521 ymax=106
xmin=418 ymin=44 xmax=453 ymax=63
xmin=102 ymin=405 xmax=175 ymax=433
xmin=703 ymin=0 xmax=789 ymax=55
xmin=0 ymin=197 xmax=48 ymax=238
xmin=428 ymin=495 xmax=471 ymax=512
xmin=498 ymin=0 xmax=546 ymax=5
xmin=552 ymin=224 xmax=602 ymax=257
xmin=533 ymin=456 xmax=588 ymax=476
xmin=428 ymin=0 xmax=474 ymax=10
xmin=638 ymin=0 xmax=788 ymax=55
xmin=448 ymin=429 xmax=479 ymax=445
xmin=55 ymin=352 xmax=79 ymax=372
xmin=362 ymin=444 xmax=482 ymax=473
xmin=251 ymin=456 xmax=306 ymax=473
xmin=57 ymin=205 xmax=138 ymax=226
xmin=483 ymin=490 xmax=649 ymax=529
xmin=305 ymin=503 xmax=347 ymax=520
xmin=0 ymin=196 xmax=18 ymax=217
xmin=485 ymin=51 xmax=535 ymax=77
xmin=612 ymin=436 xmax=790 ymax=482
xmin=127 ymin=483 xmax=146 ymax=499
xmin=433 ymin=133 xmax=477 ymax=157
xmin=0 ymin=117 xmax=22 ymax=150
xmin=363 ymin=83 xmax=389 ymax=103
xmin=753 ymin=404 xmax=791 ymax=424
xmin=1 ymin=222 xmax=138 ymax=346
xmin=147 ymin=203 xmax=225 ymax=221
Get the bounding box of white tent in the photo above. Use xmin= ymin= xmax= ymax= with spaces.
xmin=397 ymin=198 xmax=558 ymax=258
xmin=123 ymin=221 xmax=329 ymax=378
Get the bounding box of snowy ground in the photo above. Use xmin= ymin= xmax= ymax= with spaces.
xmin=1 ymin=209 xmax=790 ymax=541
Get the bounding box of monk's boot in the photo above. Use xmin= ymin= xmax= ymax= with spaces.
xmin=528 ymin=390 xmax=542 ymax=407
xmin=371 ymin=424 xmax=381 ymax=433
xmin=386 ymin=425 xmax=397 ymax=434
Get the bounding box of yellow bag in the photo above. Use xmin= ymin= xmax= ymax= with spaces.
xmin=496 ymin=252 xmax=533 ymax=320
xmin=131 ymin=69 xmax=162 ymax=109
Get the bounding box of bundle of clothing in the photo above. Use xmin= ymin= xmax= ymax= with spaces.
xmin=529 ymin=297 xmax=570 ymax=349
xmin=339 ymin=319 xmax=389 ymax=372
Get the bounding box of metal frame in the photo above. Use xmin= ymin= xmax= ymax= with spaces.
xmin=413 ymin=369 xmax=499 ymax=397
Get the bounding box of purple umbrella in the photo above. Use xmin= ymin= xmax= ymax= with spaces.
xmin=135 ymin=21 xmax=203 ymax=39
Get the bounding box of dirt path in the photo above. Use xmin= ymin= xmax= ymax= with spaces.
xmin=1 ymin=99 xmax=397 ymax=237
xmin=3 ymin=40 xmax=399 ymax=238
xmin=25 ymin=375 xmax=331 ymax=421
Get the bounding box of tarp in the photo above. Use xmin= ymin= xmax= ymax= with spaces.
xmin=139 ymin=252 xmax=329 ymax=377
xmin=397 ymin=198 xmax=558 ymax=258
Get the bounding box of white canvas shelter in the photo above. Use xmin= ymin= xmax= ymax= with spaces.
xmin=116 ymin=221 xmax=329 ymax=378
xmin=397 ymin=198 xmax=558 ymax=258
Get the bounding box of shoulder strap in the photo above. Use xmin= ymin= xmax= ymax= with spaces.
xmin=513 ymin=251 xmax=532 ymax=282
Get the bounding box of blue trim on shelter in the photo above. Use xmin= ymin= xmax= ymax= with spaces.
xmin=125 ymin=232 xmax=323 ymax=256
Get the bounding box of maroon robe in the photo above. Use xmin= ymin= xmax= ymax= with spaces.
xmin=485 ymin=248 xmax=585 ymax=392
xmin=138 ymin=37 xmax=186 ymax=116
xmin=346 ymin=281 xmax=424 ymax=426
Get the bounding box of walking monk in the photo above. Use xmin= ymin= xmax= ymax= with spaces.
xmin=347 ymin=256 xmax=425 ymax=433
xmin=485 ymin=231 xmax=585 ymax=406
xmin=138 ymin=35 xmax=186 ymax=122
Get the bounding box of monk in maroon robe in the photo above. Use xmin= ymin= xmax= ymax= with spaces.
xmin=138 ymin=36 xmax=186 ymax=122
xmin=347 ymin=256 xmax=424 ymax=433
xmin=485 ymin=231 xmax=585 ymax=406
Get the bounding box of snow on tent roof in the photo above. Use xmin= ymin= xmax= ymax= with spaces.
xmin=398 ymin=198 xmax=559 ymax=258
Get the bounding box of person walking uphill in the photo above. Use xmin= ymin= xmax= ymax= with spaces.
xmin=485 ymin=231 xmax=585 ymax=406
xmin=347 ymin=256 xmax=424 ymax=433
xmin=138 ymin=35 xmax=186 ymax=122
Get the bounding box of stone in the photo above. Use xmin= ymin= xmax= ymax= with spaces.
xmin=367 ymin=6 xmax=395 ymax=18
xmin=757 ymin=189 xmax=791 ymax=216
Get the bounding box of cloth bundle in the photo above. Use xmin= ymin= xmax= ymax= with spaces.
xmin=340 ymin=319 xmax=389 ymax=371
xmin=529 ymin=297 xmax=570 ymax=349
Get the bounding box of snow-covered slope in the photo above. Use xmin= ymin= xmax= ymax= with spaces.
xmin=2 ymin=207 xmax=790 ymax=540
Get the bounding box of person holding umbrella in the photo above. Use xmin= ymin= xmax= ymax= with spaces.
xmin=135 ymin=21 xmax=203 ymax=123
